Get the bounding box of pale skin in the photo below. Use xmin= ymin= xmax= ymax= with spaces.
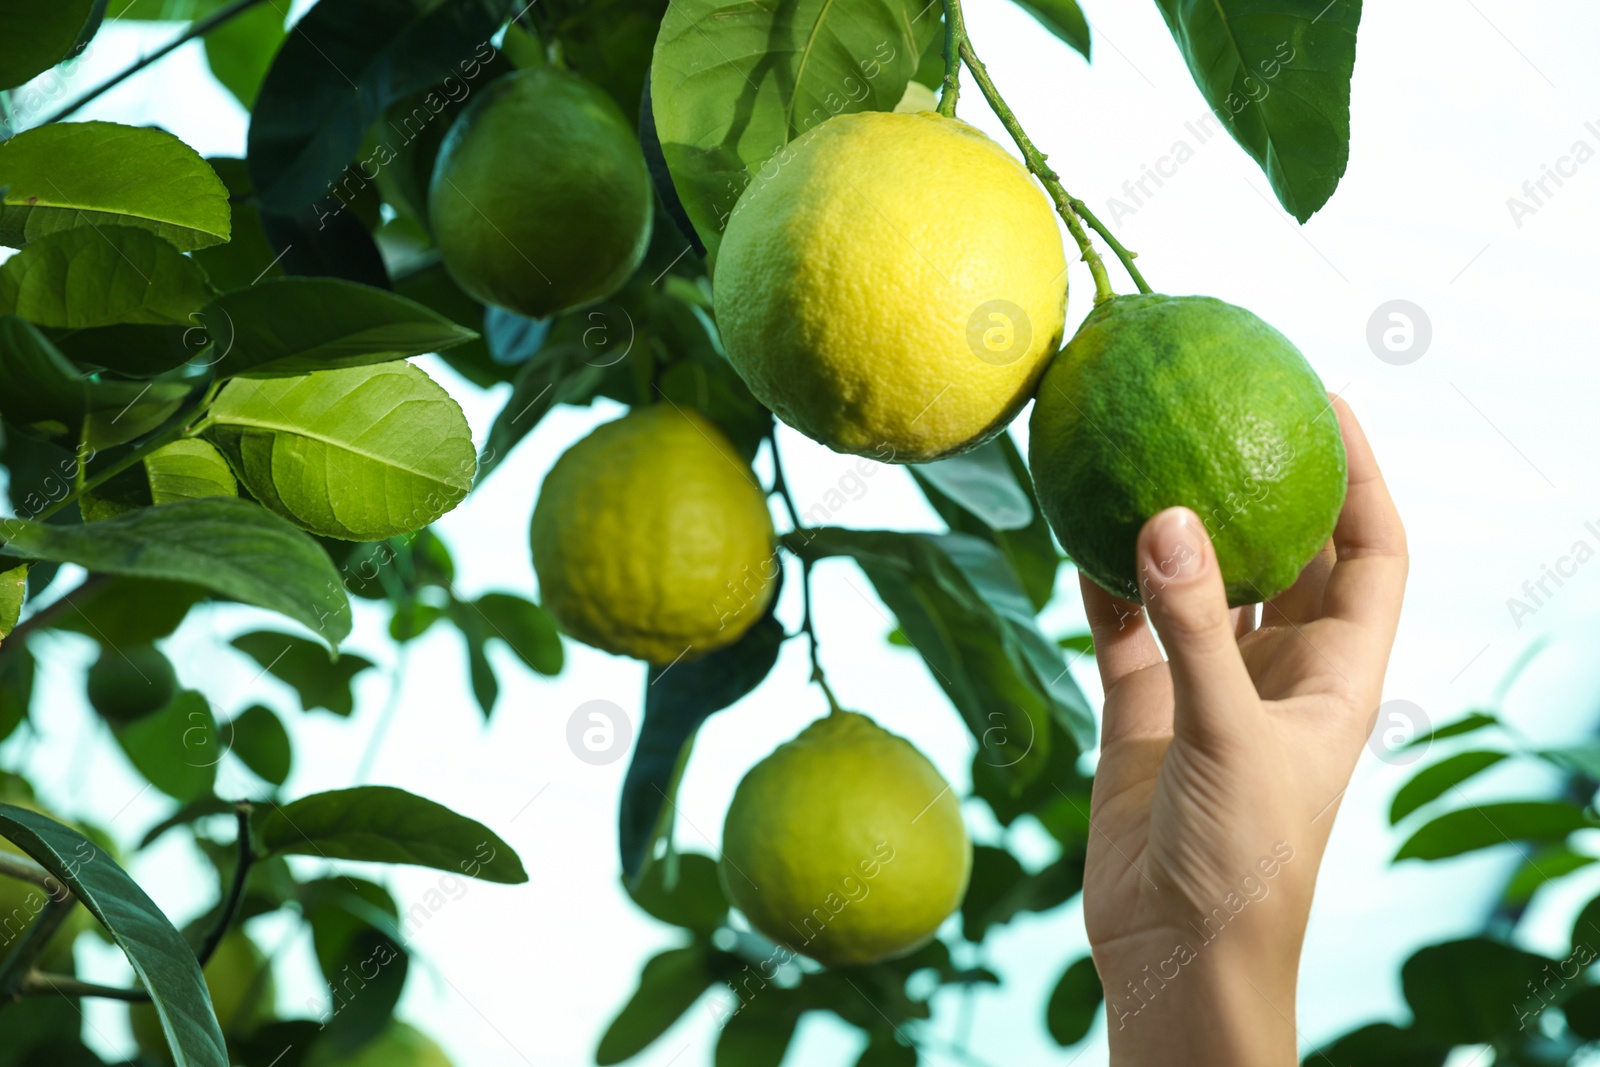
xmin=1079 ymin=397 xmax=1408 ymax=1065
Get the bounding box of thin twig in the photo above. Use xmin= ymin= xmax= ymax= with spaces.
xmin=766 ymin=433 xmax=843 ymax=714
xmin=20 ymin=973 xmax=149 ymax=1001
xmin=38 ymin=0 xmax=278 ymax=126
xmin=0 ymin=573 xmax=112 ymax=658
xmin=0 ymin=851 xmax=56 ymax=890
xmin=938 ymin=0 xmax=961 ymax=116
xmin=195 ymin=804 xmax=254 ymax=968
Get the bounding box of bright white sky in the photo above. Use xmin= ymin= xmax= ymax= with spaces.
xmin=5 ymin=2 xmax=1600 ymax=1065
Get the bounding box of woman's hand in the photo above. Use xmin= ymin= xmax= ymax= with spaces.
xmin=1080 ymin=397 xmax=1407 ymax=1065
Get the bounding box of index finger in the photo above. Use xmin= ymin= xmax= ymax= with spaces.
xmin=1320 ymin=396 xmax=1408 ymax=642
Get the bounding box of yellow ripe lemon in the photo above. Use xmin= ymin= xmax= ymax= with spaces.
xmin=530 ymin=406 xmax=776 ymax=665
xmin=714 ymin=110 xmax=1067 ymax=463
xmin=720 ymin=712 xmax=971 ymax=967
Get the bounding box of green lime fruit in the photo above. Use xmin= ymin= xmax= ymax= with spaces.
xmin=530 ymin=405 xmax=776 ymax=665
xmin=86 ymin=644 xmax=176 ymax=724
xmin=715 ymin=110 xmax=1067 ymax=462
xmin=720 ymin=712 xmax=970 ymax=967
xmin=428 ymin=66 xmax=653 ymax=319
xmin=131 ymin=930 xmax=275 ymax=1058
xmin=1028 ymin=294 xmax=1347 ymax=606
xmin=304 ymin=1021 xmax=454 ymax=1067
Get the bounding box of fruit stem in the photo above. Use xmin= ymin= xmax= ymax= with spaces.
xmin=767 ymin=432 xmax=842 ymax=714
xmin=938 ymin=0 xmax=962 ymax=117
xmin=1068 ymin=197 xmax=1153 ymax=296
xmin=194 ymin=804 xmax=255 ymax=969
xmin=36 ymin=0 xmax=279 ymax=127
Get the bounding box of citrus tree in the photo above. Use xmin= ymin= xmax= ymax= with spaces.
xmin=0 ymin=0 xmax=1368 ymax=1064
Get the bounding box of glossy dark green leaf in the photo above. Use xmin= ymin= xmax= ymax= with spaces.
xmin=227 ymin=704 xmax=293 ymax=786
xmin=596 ymin=945 xmax=725 ymax=1065
xmin=912 ymin=440 xmax=1033 ymax=530
xmin=469 ymin=592 xmax=564 ymax=676
xmin=477 ymin=342 xmax=607 ymax=483
xmin=910 ymin=433 xmax=1059 ymax=611
xmin=204 ymin=278 xmax=477 ymax=378
xmin=112 ymin=690 xmax=217 ymax=802
xmin=0 ymin=803 xmax=228 ymax=1067
xmin=1046 ymin=956 xmax=1102 ymax=1045
xmin=51 ymin=322 xmax=204 ymax=378
xmin=1008 ymin=0 xmax=1090 ymax=58
xmin=246 ymin=0 xmax=513 ymax=212
xmin=188 ymin=158 xmax=287 ymax=293
xmin=1152 ymin=0 xmax=1362 ymax=222
xmin=0 ymin=122 xmax=230 ymax=250
xmin=0 ymin=498 xmax=353 ymax=647
xmin=1388 ymin=750 xmax=1508 ymax=825
xmin=627 ymin=852 xmax=728 ymax=934
xmin=230 ymin=631 xmax=375 ymax=717
xmin=1402 ymin=938 xmax=1553 ymax=1045
xmin=0 ymin=644 xmax=34 ymax=743
xmin=788 ymin=529 xmax=1095 ymax=783
xmin=0 ymin=226 xmax=213 ymax=327
xmin=203 ymin=0 xmax=287 ymax=109
xmin=254 ymin=785 xmax=528 ymax=883
xmin=205 ymin=361 xmax=476 ymax=541
xmin=1393 ymin=801 xmax=1597 ymax=862
xmin=0 ymin=0 xmax=102 ymax=90
xmin=52 ymin=576 xmax=207 ymax=644
xmin=651 ymin=0 xmax=938 ymax=255
xmin=961 ymin=844 xmax=1084 ymax=940
xmin=620 ymin=610 xmax=784 ymax=880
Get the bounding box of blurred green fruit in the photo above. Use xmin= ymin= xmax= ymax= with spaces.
xmin=305 ymin=1021 xmax=454 ymax=1067
xmin=428 ymin=66 xmax=653 ymax=319
xmin=131 ymin=930 xmax=275 ymax=1060
xmin=86 ymin=645 xmax=177 ymax=725
xmin=0 ymin=797 xmax=92 ymax=973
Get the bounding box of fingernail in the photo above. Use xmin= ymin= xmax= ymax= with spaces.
xmin=1141 ymin=507 xmax=1207 ymax=590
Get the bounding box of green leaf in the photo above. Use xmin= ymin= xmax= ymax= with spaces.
xmin=1007 ymin=0 xmax=1090 ymax=58
xmin=912 ymin=441 xmax=1033 ymax=530
xmin=0 ymin=498 xmax=353 ymax=647
xmin=0 ymin=565 xmax=24 ymax=637
xmin=1152 ymin=0 xmax=1362 ymax=222
xmin=227 ymin=704 xmax=292 ymax=786
xmin=627 ymin=852 xmax=729 ymax=935
xmin=51 ymin=323 xmax=203 ymax=379
xmin=112 ymin=690 xmax=217 ymax=803
xmin=1563 ymin=985 xmax=1600 ymax=1041
xmin=854 ymin=1033 xmax=916 ymax=1067
xmin=254 ymin=785 xmax=528 ymax=883
xmin=0 ymin=644 xmax=33 ymax=743
xmin=650 ymin=0 xmax=938 ymax=256
xmin=188 ymin=158 xmax=286 ymax=293
xmin=621 ymin=611 xmax=783 ymax=880
xmin=1538 ymin=741 xmax=1600 ymax=780
xmin=597 ymin=945 xmax=725 ymax=1065
xmin=1393 ymin=801 xmax=1597 ymax=863
xmin=0 ymin=122 xmax=230 ymax=250
xmin=203 ymin=0 xmax=287 ymax=110
xmin=0 ymin=803 xmax=228 ymax=1067
xmin=449 ymin=598 xmax=499 ymax=718
xmin=1500 ymin=845 xmax=1594 ymax=906
xmin=203 ymin=278 xmax=477 ymax=378
xmin=1402 ymin=938 xmax=1553 ymax=1045
xmin=960 ymin=844 xmax=1083 ymax=940
xmin=0 ymin=226 xmax=214 ymax=328
xmin=1404 ymin=710 xmax=1498 ymax=749
xmin=0 ymin=0 xmax=101 ymax=90
xmin=1057 ymin=632 xmax=1094 ymax=655
xmin=205 ymin=361 xmax=476 ymax=541
xmin=788 ymin=529 xmax=1095 ymax=783
xmin=469 ymin=592 xmax=564 ymax=676
xmin=0 ymin=314 xmax=188 ymax=445
xmin=51 ymin=576 xmax=207 ymax=645
xmin=716 ymin=994 xmax=799 ymax=1067
xmin=1388 ymin=750 xmax=1508 ymax=825
xmin=477 ymin=342 xmax=607 ymax=484
xmin=82 ymin=438 xmax=238 ymax=522
xmin=246 ymin=0 xmax=514 ymax=212
xmin=1306 ymin=1023 xmax=1448 ymax=1067
xmin=1046 ymin=956 xmax=1102 ymax=1046
xmin=1570 ymin=892 xmax=1600 ymax=956
xmin=910 ymin=433 xmax=1059 ymax=611
xmin=229 ymin=630 xmax=374 ymax=716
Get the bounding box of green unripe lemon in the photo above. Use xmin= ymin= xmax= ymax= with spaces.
xmin=714 ymin=110 xmax=1068 ymax=463
xmin=1028 ymin=294 xmax=1347 ymax=606
xmin=530 ymin=406 xmax=776 ymax=665
xmin=428 ymin=66 xmax=653 ymax=319
xmin=720 ymin=712 xmax=970 ymax=967
xmin=86 ymin=644 xmax=176 ymax=724
xmin=304 ymin=1021 xmax=454 ymax=1067
xmin=131 ymin=930 xmax=275 ymax=1059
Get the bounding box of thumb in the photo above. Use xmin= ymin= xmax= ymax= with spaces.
xmin=1137 ymin=507 xmax=1259 ymax=740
